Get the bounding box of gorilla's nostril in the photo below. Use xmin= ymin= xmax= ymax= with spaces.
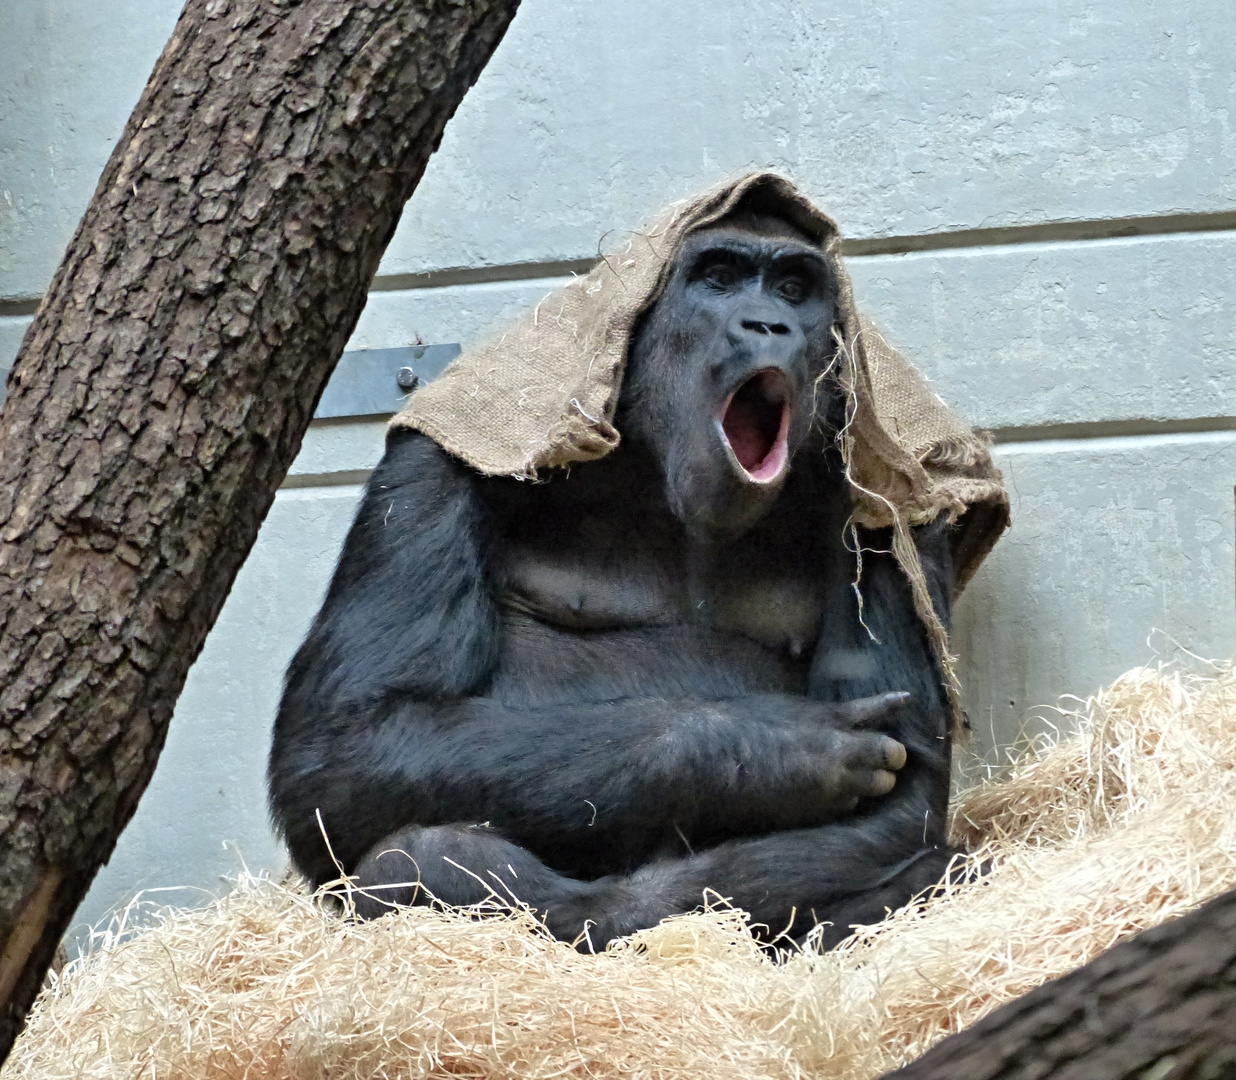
xmin=741 ymin=319 xmax=790 ymax=336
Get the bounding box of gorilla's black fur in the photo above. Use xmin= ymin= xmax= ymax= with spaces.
xmin=269 ymin=213 xmax=959 ymax=950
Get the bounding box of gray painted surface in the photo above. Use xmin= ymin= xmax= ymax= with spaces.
xmin=5 ymin=0 xmax=1236 ymax=298
xmin=2 ymin=0 xmax=1233 ymax=937
xmin=288 ymin=419 xmax=388 ymax=483
xmin=1 ymin=0 xmax=183 ymax=300
xmin=848 ymin=234 xmax=1236 ymax=431
xmin=0 ymin=318 xmax=31 ymax=377
xmin=311 ymin=344 xmax=461 ymax=420
xmin=348 ymin=276 xmax=579 ymax=357
xmin=956 ymin=431 xmax=1236 ymax=761
xmin=385 ymin=0 xmax=1236 ymax=275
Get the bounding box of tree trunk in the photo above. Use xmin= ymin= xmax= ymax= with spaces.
xmin=0 ymin=0 xmax=519 ymax=1060
xmin=883 ymin=887 xmax=1236 ymax=1080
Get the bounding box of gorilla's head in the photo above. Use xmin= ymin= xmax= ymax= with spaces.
xmin=618 ymin=211 xmax=838 ymax=537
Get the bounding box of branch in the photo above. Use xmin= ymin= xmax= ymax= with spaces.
xmin=883 ymin=887 xmax=1236 ymax=1080
xmin=0 ymin=0 xmax=520 ymax=1059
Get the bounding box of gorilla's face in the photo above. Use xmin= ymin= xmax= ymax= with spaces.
xmin=620 ymin=216 xmax=838 ymax=537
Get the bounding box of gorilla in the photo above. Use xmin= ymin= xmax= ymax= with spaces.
xmin=268 ymin=207 xmax=962 ymax=950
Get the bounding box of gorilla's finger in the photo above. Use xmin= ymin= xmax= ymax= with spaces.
xmin=838 ymin=691 xmax=914 ymax=731
xmin=832 ymin=731 xmax=907 ymax=779
xmin=869 ymin=768 xmax=897 ymax=796
xmin=882 ymin=736 xmax=907 ymax=771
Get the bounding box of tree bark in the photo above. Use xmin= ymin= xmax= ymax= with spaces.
xmin=883 ymin=887 xmax=1236 ymax=1080
xmin=0 ymin=0 xmax=519 ymax=1059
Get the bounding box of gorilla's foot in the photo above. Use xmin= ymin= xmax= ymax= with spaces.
xmin=347 ymin=823 xmax=674 ymax=949
xmin=348 ymin=823 xmax=583 ymax=921
xmin=805 ymin=843 xmax=967 ymax=950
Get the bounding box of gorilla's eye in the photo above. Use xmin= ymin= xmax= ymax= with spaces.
xmin=778 ymin=277 xmax=808 ymax=303
xmin=703 ymin=263 xmax=739 ymax=290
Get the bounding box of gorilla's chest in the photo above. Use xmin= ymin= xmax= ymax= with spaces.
xmin=496 ymin=513 xmax=826 ymax=659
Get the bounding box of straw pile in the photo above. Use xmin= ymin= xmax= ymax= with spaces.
xmin=6 ymin=664 xmax=1236 ymax=1080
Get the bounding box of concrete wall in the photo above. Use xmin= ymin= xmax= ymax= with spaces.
xmin=2 ymin=0 xmax=1234 ymax=936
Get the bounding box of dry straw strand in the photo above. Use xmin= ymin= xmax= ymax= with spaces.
xmin=6 ymin=663 xmax=1235 ymax=1080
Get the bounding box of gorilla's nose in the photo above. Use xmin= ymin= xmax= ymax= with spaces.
xmin=740 ymin=318 xmax=791 ymax=336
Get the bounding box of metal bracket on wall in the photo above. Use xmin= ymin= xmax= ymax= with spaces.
xmin=312 ymin=343 xmax=461 ymax=419
xmin=0 ymin=342 xmax=462 ymax=418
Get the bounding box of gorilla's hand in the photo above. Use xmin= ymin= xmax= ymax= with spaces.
xmin=797 ymin=692 xmax=910 ymax=810
xmin=684 ymin=691 xmax=911 ymax=828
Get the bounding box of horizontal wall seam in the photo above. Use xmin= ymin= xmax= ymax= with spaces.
xmin=988 ymin=415 xmax=1236 ymax=444
xmin=6 ymin=207 xmax=1236 ymax=317
xmin=841 ymin=209 xmax=1236 ymax=256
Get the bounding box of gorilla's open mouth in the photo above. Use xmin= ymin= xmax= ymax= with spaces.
xmin=718 ymin=369 xmax=792 ymax=484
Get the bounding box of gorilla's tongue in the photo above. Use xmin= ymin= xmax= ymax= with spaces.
xmin=720 ymin=370 xmax=791 ymax=483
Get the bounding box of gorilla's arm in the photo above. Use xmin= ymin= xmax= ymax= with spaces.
xmin=270 ymin=431 xmax=908 ymax=884
xmin=810 ymin=518 xmax=956 ymax=847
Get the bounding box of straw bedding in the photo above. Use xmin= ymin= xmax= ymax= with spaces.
xmin=6 ymin=664 xmax=1236 ymax=1080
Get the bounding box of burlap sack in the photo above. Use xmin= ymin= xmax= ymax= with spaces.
xmin=390 ymin=173 xmax=1009 ymax=728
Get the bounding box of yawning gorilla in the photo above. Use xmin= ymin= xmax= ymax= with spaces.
xmin=269 ymin=180 xmax=1001 ymax=950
